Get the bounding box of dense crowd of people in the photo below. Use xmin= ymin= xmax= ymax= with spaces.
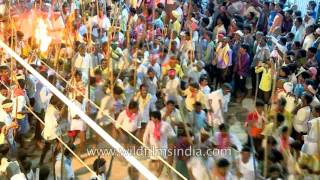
xmin=0 ymin=0 xmax=320 ymax=179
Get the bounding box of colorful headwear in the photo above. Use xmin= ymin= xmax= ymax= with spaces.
xmin=308 ymin=67 xmax=317 ymax=79
xmin=283 ymin=82 xmax=293 ymax=93
xmin=168 ymin=69 xmax=176 ymax=76
xmin=1 ymin=101 xmax=13 ymax=109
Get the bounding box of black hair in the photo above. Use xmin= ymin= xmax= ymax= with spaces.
xmin=194 ymin=101 xmax=202 ymax=107
xmin=0 ymin=84 xmax=6 ymax=90
xmin=2 ymin=99 xmax=12 ymax=105
xmin=302 ymin=92 xmax=313 ymax=105
xmin=190 ymin=82 xmax=200 ymax=89
xmin=314 ymin=105 xmax=320 ymax=114
xmin=128 ymin=101 xmax=138 ymax=109
xmin=256 ymin=99 xmax=265 ymax=107
xmin=139 ymin=84 xmax=148 ymax=90
xmin=280 ymin=66 xmax=290 ymax=76
xmin=241 ymin=44 xmax=250 ymax=52
xmin=150 ymin=111 xmax=161 ymax=120
xmin=287 ymin=32 xmax=294 ymax=39
xmin=296 ymin=16 xmax=303 ymax=24
xmin=241 ymin=146 xmax=251 ymax=152
xmin=113 ymin=86 xmax=123 ymax=95
xmin=278 ymin=98 xmax=287 ymax=107
xmin=276 ymin=113 xmax=285 ymax=124
xmin=281 ymin=126 xmax=289 ymax=133
xmin=218 ymin=123 xmax=228 ymax=131
xmin=216 ymin=158 xmax=230 ymax=168
xmin=39 ymin=165 xmax=50 ymax=180
xmin=293 ymin=41 xmax=301 ymax=48
xmin=294 ymin=11 xmax=301 ymax=17
xmin=301 ymin=71 xmax=311 ymax=79
xmin=166 ymin=100 xmax=176 ymax=106
xmin=268 ymin=164 xmax=282 ymax=175
xmin=93 ymin=157 xmax=106 ymax=172
xmin=308 ymin=47 xmax=317 ymax=54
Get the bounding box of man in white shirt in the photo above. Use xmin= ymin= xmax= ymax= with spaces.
xmin=302 ymin=105 xmax=320 ymax=155
xmin=291 ymin=17 xmax=305 ymax=43
xmin=160 ymin=100 xmax=182 ymax=127
xmin=236 ymin=146 xmax=255 ymax=180
xmin=91 ymin=8 xmax=111 ymax=43
xmin=74 ymin=44 xmax=94 ymax=84
xmin=163 ymin=69 xmax=181 ymax=103
xmin=143 ymin=111 xmax=176 ymax=158
xmin=0 ymin=99 xmax=17 ymax=156
xmin=134 ymin=84 xmax=157 ymax=125
xmin=40 ymin=95 xmax=63 ymax=165
xmin=292 ymin=93 xmax=313 ymax=142
xmin=116 ymin=101 xmax=141 ymax=148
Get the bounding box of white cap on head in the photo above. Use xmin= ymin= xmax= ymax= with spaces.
xmin=283 ymin=82 xmax=293 ymax=93
xmin=234 ymin=30 xmax=244 ymax=37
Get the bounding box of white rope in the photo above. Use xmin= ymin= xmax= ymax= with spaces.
xmin=0 ymin=40 xmax=158 ymax=180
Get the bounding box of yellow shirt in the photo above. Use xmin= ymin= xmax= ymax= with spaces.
xmin=182 ymin=88 xmax=207 ymax=111
xmin=255 ymin=66 xmax=272 ymax=92
xmin=173 ymin=20 xmax=181 ymax=34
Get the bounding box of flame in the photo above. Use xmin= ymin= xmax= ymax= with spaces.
xmin=35 ymin=18 xmax=52 ymax=52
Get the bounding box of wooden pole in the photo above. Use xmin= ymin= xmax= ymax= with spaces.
xmin=60 ymin=144 xmax=65 ymax=180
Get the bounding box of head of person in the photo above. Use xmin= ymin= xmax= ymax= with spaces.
xmin=150 ymin=111 xmax=161 ymax=122
xmin=147 ymin=68 xmax=155 ymax=78
xmin=168 ymin=69 xmax=176 ymax=79
xmin=240 ymin=146 xmax=251 ymax=163
xmin=93 ymin=157 xmax=106 ymax=174
xmin=256 ymin=99 xmax=265 ymax=113
xmin=0 ymin=84 xmax=8 ymax=97
xmin=39 ymin=166 xmax=50 ymax=180
xmin=275 ymin=3 xmax=283 ymax=13
xmin=166 ymin=100 xmax=176 ymax=112
xmin=101 ymin=58 xmax=108 ymax=69
xmin=199 ymin=76 xmax=208 ymax=87
xmin=128 ymin=166 xmax=140 ymax=180
xmin=302 ymin=92 xmax=313 ymax=106
xmin=62 ymin=3 xmax=68 ymax=13
xmin=215 ymin=158 xmax=230 ymax=177
xmin=189 ymin=82 xmax=200 ymax=94
xmin=139 ymin=84 xmax=148 ymax=98
xmin=221 ymin=37 xmax=230 ymax=47
xmin=239 ymin=44 xmax=249 ymax=55
xmin=75 ymin=70 xmax=82 ymax=82
xmin=98 ymin=8 xmax=104 ymax=18
xmin=308 ymin=0 xmax=317 ymax=11
xmin=1 ymin=99 xmax=13 ymax=113
xmin=294 ymin=16 xmax=303 ymax=27
xmin=307 ymin=47 xmax=317 ymax=59
xmin=128 ymin=101 xmax=139 ymax=114
xmin=78 ymin=43 xmax=86 ymax=56
xmin=268 ymin=164 xmax=282 ymax=179
xmin=281 ymin=126 xmax=289 ymax=137
xmin=277 ymin=98 xmax=286 ymax=112
xmin=218 ymin=123 xmax=229 ymax=135
xmin=216 ymin=17 xmax=223 ymax=26
xmin=194 ymin=101 xmax=202 ymax=113
xmin=168 ymin=56 xmax=177 ymax=67
xmin=312 ymin=105 xmax=320 ymax=117
xmin=113 ymin=86 xmax=123 ymax=99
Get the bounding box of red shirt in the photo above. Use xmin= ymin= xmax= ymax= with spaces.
xmin=245 ymin=111 xmax=266 ymax=138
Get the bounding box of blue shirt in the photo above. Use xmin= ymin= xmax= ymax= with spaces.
xmin=294 ymin=84 xmax=304 ymax=98
xmin=194 ymin=110 xmax=207 ymax=131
